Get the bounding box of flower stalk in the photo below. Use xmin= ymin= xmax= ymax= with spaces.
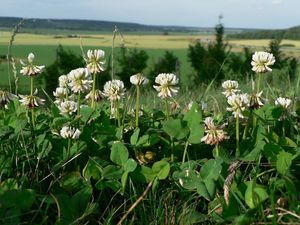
xmin=135 ymin=85 xmax=140 ymax=127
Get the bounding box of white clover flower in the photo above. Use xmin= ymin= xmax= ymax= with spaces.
xmin=85 ymin=49 xmax=105 ymax=74
xmin=0 ymin=90 xmax=17 ymax=108
xmin=275 ymin=97 xmax=292 ymax=109
xmin=85 ymin=89 xmax=104 ymax=102
xmin=130 ymin=73 xmax=149 ymax=86
xmin=249 ymin=91 xmax=264 ymax=109
xmin=20 ymin=53 xmax=45 ymax=76
xmin=153 ymin=73 xmax=179 ymax=99
xmin=68 ymin=68 xmax=92 ymax=94
xmin=60 ymin=126 xmax=81 ymax=139
xmin=58 ymin=75 xmax=69 ymax=88
xmin=19 ymin=89 xmax=45 ymax=108
xmin=58 ymin=100 xmax=78 ymax=115
xmin=53 ymin=87 xmax=68 ymax=105
xmin=222 ymin=80 xmax=240 ymax=97
xmin=103 ymin=80 xmax=126 ymax=101
xmin=227 ymin=93 xmax=250 ymax=118
xmin=201 ymin=117 xmax=229 ymax=146
xmin=251 ymin=51 xmax=275 ymax=73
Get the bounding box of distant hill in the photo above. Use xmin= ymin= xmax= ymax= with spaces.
xmin=228 ymin=26 xmax=300 ymax=40
xmin=0 ymin=16 xmax=255 ymax=34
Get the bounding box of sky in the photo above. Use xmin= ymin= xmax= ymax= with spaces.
xmin=0 ymin=0 xmax=299 ymax=29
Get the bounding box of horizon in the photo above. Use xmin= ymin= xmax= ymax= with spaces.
xmin=0 ymin=16 xmax=295 ymax=31
xmin=1 ymin=0 xmax=299 ymax=30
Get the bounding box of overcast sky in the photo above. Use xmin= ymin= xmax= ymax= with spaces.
xmin=0 ymin=0 xmax=299 ymax=29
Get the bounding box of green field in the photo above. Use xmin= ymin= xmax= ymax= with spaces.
xmin=1 ymin=31 xmax=300 ymax=91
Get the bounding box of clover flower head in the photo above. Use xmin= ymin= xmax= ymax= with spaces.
xmin=20 ymin=53 xmax=45 ymax=76
xmin=130 ymin=73 xmax=149 ymax=86
xmin=0 ymin=90 xmax=17 ymax=108
xmin=103 ymin=80 xmax=126 ymax=101
xmin=249 ymin=91 xmax=264 ymax=109
xmin=58 ymin=75 xmax=69 ymax=88
xmin=53 ymin=87 xmax=68 ymax=105
xmin=251 ymin=51 xmax=275 ymax=73
xmin=85 ymin=49 xmax=105 ymax=74
xmin=222 ymin=80 xmax=240 ymax=97
xmin=57 ymin=100 xmax=78 ymax=116
xmin=227 ymin=93 xmax=250 ymax=118
xmin=19 ymin=89 xmax=45 ymax=108
xmin=153 ymin=73 xmax=179 ymax=99
xmin=201 ymin=117 xmax=229 ymax=145
xmin=275 ymin=97 xmax=292 ymax=109
xmin=68 ymin=68 xmax=92 ymax=93
xmin=85 ymin=89 xmax=104 ymax=102
xmin=60 ymin=126 xmax=81 ymax=139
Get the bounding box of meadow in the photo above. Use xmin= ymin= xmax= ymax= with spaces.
xmin=1 ymin=28 xmax=300 ymax=224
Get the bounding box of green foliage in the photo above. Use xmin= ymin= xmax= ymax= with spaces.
xmin=116 ymin=47 xmax=149 ymax=87
xmin=188 ymin=23 xmax=228 ymax=84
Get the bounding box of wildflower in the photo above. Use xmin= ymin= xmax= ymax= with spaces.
xmin=201 ymin=117 xmax=229 ymax=146
xmin=227 ymin=93 xmax=250 ymax=118
xmin=275 ymin=97 xmax=292 ymax=109
xmin=85 ymin=89 xmax=104 ymax=102
xmin=57 ymin=100 xmax=78 ymax=115
xmin=20 ymin=53 xmax=45 ymax=76
xmin=222 ymin=80 xmax=240 ymax=97
xmin=249 ymin=91 xmax=264 ymax=109
xmin=103 ymin=80 xmax=126 ymax=101
xmin=130 ymin=73 xmax=149 ymax=86
xmin=60 ymin=126 xmax=81 ymax=139
xmin=19 ymin=89 xmax=45 ymax=108
xmin=0 ymin=90 xmax=17 ymax=108
xmin=58 ymin=75 xmax=69 ymax=88
xmin=251 ymin=51 xmax=275 ymax=73
xmin=68 ymin=68 xmax=92 ymax=93
xmin=153 ymin=73 xmax=179 ymax=99
xmin=85 ymin=49 xmax=105 ymax=74
xmin=53 ymin=87 xmax=68 ymax=104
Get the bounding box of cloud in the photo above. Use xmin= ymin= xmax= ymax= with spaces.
xmin=272 ymin=0 xmax=282 ymax=5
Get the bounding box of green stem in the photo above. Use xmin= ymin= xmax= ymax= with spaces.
xmin=30 ymin=77 xmax=35 ymax=129
xmin=135 ymin=85 xmax=140 ymax=127
xmin=91 ymin=72 xmax=96 ymax=109
xmin=215 ymin=144 xmax=220 ymax=158
xmin=236 ymin=116 xmax=240 ymax=158
xmin=256 ymin=73 xmax=261 ymax=93
xmin=165 ymin=98 xmax=170 ymax=120
xmin=116 ymin=101 xmax=121 ymax=128
xmin=182 ymin=141 xmax=189 ymax=164
xmin=67 ymin=138 xmax=72 ymax=159
xmin=77 ymin=93 xmax=81 ymax=116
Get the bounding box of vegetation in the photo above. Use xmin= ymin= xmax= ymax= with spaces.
xmin=229 ymin=25 xmax=300 ymax=40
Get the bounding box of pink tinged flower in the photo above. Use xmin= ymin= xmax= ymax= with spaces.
xmin=153 ymin=73 xmax=179 ymax=99
xmin=201 ymin=117 xmax=229 ymax=146
xmin=0 ymin=90 xmax=17 ymax=108
xmin=103 ymin=80 xmax=126 ymax=102
xmin=251 ymin=51 xmax=275 ymax=73
xmin=275 ymin=97 xmax=292 ymax=109
xmin=249 ymin=91 xmax=264 ymax=109
xmin=58 ymin=75 xmax=69 ymax=88
xmin=68 ymin=68 xmax=92 ymax=93
xmin=20 ymin=53 xmax=45 ymax=76
xmin=19 ymin=89 xmax=45 ymax=109
xmin=85 ymin=49 xmax=105 ymax=74
xmin=60 ymin=126 xmax=81 ymax=139
xmin=222 ymin=80 xmax=240 ymax=97
xmin=227 ymin=93 xmax=250 ymax=118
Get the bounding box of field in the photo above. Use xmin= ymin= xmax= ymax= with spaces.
xmin=1 ymin=30 xmax=300 ymax=90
